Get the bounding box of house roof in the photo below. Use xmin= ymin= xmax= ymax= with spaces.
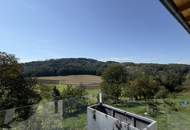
xmin=160 ymin=0 xmax=190 ymax=34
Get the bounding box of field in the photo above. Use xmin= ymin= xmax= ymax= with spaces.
xmin=37 ymin=75 xmax=102 ymax=88
xmin=35 ymin=75 xmax=190 ymax=130
xmin=36 ymin=75 xmax=101 ymax=102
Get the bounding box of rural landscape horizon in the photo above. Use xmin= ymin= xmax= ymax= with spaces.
xmin=1 ymin=0 xmax=190 ymax=130
xmin=1 ymin=51 xmax=190 ymax=130
xmin=21 ymin=57 xmax=190 ymax=65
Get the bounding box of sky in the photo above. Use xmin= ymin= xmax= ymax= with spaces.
xmin=0 ymin=0 xmax=190 ymax=64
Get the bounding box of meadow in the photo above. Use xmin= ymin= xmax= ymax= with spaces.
xmin=35 ymin=75 xmax=190 ymax=130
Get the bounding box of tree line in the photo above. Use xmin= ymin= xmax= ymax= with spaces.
xmin=23 ymin=58 xmax=190 ymax=79
xmin=23 ymin=58 xmax=117 ymax=76
xmin=101 ymin=64 xmax=190 ymax=103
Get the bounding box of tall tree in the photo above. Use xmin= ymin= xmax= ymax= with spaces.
xmin=0 ymin=52 xmax=41 ymax=110
xmin=101 ymin=64 xmax=127 ymax=102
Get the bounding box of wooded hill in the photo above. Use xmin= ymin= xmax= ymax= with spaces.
xmin=23 ymin=58 xmax=190 ymax=79
xmin=23 ymin=58 xmax=118 ymax=76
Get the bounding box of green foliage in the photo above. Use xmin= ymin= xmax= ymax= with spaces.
xmin=155 ymin=86 xmax=169 ymax=99
xmin=101 ymin=63 xmax=187 ymax=102
xmin=23 ymin=58 xmax=117 ymax=76
xmin=127 ymin=63 xmax=189 ymax=92
xmin=62 ymin=85 xmax=87 ymax=98
xmin=126 ymin=75 xmax=160 ymax=100
xmin=158 ymin=71 xmax=184 ymax=92
xmin=147 ymin=100 xmax=160 ymax=117
xmin=163 ymin=93 xmax=179 ymax=112
xmin=101 ymin=82 xmax=123 ymax=102
xmin=61 ymin=85 xmax=88 ymax=116
xmin=101 ymin=64 xmax=128 ymax=103
xmin=36 ymin=84 xmax=54 ymax=101
xmin=102 ymin=64 xmax=128 ymax=84
xmin=0 ymin=52 xmax=41 ymax=110
xmin=24 ymin=58 xmax=190 ymax=93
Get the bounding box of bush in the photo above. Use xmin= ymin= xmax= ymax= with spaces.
xmin=61 ymin=85 xmax=87 ymax=116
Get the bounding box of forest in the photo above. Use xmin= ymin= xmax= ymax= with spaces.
xmin=23 ymin=58 xmax=190 ymax=92
xmin=24 ymin=58 xmax=190 ymax=77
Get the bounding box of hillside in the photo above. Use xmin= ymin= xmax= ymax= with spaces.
xmin=23 ymin=58 xmax=118 ymax=76
xmin=23 ymin=58 xmax=190 ymax=79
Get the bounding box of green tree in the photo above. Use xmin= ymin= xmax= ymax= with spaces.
xmin=158 ymin=70 xmax=185 ymax=92
xmin=0 ymin=52 xmax=41 ymax=110
xmin=102 ymin=64 xmax=127 ymax=84
xmin=126 ymin=75 xmax=160 ymax=100
xmin=101 ymin=64 xmax=128 ymax=103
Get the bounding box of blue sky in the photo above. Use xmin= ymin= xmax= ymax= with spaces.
xmin=1 ymin=0 xmax=190 ymax=64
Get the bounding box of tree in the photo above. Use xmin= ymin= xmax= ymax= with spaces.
xmin=0 ymin=52 xmax=41 ymax=110
xmin=102 ymin=64 xmax=127 ymax=84
xmin=126 ymin=75 xmax=160 ymax=100
xmin=101 ymin=64 xmax=128 ymax=103
xmin=157 ymin=68 xmax=187 ymax=92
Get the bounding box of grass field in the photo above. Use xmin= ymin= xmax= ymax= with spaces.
xmin=35 ymin=75 xmax=190 ymax=130
xmin=113 ymin=92 xmax=190 ymax=130
xmin=63 ymin=92 xmax=190 ymax=130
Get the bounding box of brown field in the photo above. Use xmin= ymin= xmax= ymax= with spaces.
xmin=37 ymin=75 xmax=102 ymax=88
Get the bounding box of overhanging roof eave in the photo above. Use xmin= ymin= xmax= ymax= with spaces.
xmin=160 ymin=0 xmax=190 ymax=34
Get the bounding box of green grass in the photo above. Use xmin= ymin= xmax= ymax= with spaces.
xmin=86 ymin=88 xmax=100 ymax=104
xmin=63 ymin=113 xmax=87 ymax=130
xmin=86 ymin=88 xmax=100 ymax=96
xmin=36 ymin=84 xmax=190 ymax=130
xmin=114 ymin=93 xmax=190 ymax=130
xmin=32 ymin=84 xmax=99 ymax=130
